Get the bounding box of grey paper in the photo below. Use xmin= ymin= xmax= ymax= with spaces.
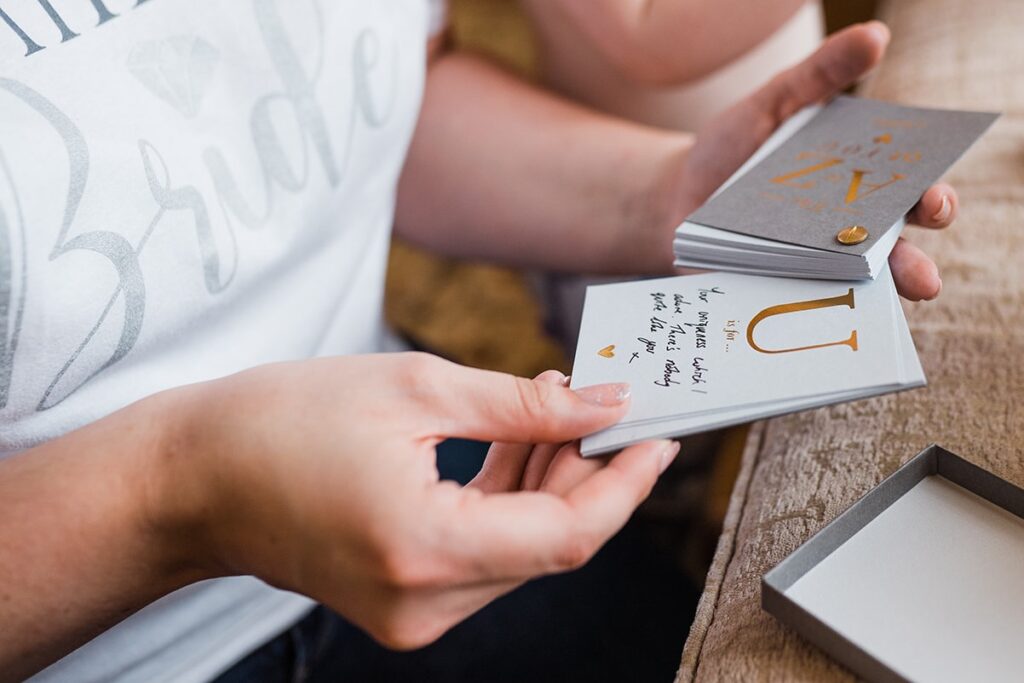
xmin=687 ymin=96 xmax=998 ymax=255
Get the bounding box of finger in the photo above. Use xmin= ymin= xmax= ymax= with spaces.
xmin=889 ymin=238 xmax=942 ymax=301
xmin=685 ymin=22 xmax=891 ymax=199
xmin=538 ymin=442 xmax=604 ymax=496
xmin=444 ymin=439 xmax=679 ymax=581
xmin=754 ymin=22 xmax=889 ymax=123
xmin=467 ymin=442 xmax=534 ymax=494
xmin=559 ymin=439 xmax=679 ymax=548
xmin=468 ymin=370 xmax=567 ymax=493
xmin=907 ymin=183 xmax=958 ymax=229
xmin=414 ymin=356 xmax=631 ymax=445
xmin=519 ymin=442 xmax=562 ymax=491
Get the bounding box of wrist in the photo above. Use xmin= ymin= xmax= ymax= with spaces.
xmin=621 ymin=131 xmax=693 ymax=276
xmin=134 ymin=385 xmax=224 ymax=587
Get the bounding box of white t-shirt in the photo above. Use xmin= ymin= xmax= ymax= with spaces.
xmin=0 ymin=0 xmax=446 ymax=680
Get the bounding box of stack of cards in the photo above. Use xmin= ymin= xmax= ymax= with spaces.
xmin=674 ymin=97 xmax=997 ymax=280
xmin=570 ymin=96 xmax=998 ymax=455
xmin=570 ymin=268 xmax=923 ymax=456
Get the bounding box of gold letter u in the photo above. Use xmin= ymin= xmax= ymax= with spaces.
xmin=746 ymin=289 xmax=858 ymax=355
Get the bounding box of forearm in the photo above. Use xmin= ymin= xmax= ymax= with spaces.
xmin=526 ymin=0 xmax=806 ymax=85
xmin=395 ymin=53 xmax=692 ymax=275
xmin=0 ymin=394 xmax=207 ymax=682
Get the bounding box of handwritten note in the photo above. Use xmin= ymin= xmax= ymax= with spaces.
xmin=571 ymin=268 xmax=924 ymax=454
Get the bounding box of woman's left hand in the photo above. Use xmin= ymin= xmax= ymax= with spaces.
xmin=671 ymin=21 xmax=954 ymax=301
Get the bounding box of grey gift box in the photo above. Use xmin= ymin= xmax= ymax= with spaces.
xmin=762 ymin=445 xmax=1024 ymax=682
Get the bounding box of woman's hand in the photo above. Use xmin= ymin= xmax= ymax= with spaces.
xmin=664 ymin=21 xmax=955 ymax=301
xmin=157 ymin=354 xmax=677 ymax=649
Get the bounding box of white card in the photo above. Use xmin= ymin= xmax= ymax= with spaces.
xmin=571 ymin=268 xmax=924 ymax=455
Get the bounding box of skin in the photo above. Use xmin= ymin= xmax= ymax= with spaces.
xmin=401 ymin=23 xmax=952 ymax=300
xmin=521 ymin=0 xmax=809 ymax=85
xmin=0 ymin=21 xmax=954 ymax=682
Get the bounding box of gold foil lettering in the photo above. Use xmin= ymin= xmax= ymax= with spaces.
xmin=746 ymin=289 xmax=858 ymax=355
xmin=844 ymin=169 xmax=906 ymax=204
xmin=770 ymin=158 xmax=843 ymax=189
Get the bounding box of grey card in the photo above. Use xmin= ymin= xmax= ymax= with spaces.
xmin=687 ymin=96 xmax=998 ymax=255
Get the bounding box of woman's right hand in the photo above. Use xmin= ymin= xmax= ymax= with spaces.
xmin=152 ymin=353 xmax=678 ymax=649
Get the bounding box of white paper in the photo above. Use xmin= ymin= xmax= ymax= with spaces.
xmin=571 ymin=268 xmax=923 ymax=455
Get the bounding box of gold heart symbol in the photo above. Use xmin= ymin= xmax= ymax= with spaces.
xmin=598 ymin=345 xmax=616 ymax=359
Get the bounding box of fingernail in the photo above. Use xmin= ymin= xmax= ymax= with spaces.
xmin=932 ymin=195 xmax=951 ymax=223
xmin=658 ymin=440 xmax=681 ymax=474
xmin=574 ymin=383 xmax=630 ymax=407
xmin=562 ymin=375 xmax=572 ymax=387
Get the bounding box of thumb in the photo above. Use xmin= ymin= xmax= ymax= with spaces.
xmin=420 ymin=359 xmax=630 ymax=444
xmin=753 ymin=21 xmax=888 ymax=123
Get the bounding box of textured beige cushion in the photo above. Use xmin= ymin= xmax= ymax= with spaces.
xmin=676 ymin=1 xmax=1024 ymax=680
